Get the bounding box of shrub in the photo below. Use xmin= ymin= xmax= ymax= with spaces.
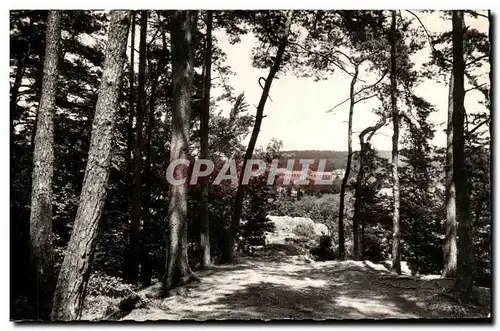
xmin=87 ymin=272 xmax=136 ymax=298
xmin=310 ymin=235 xmax=336 ymax=261
xmin=293 ymin=222 xmax=316 ymax=239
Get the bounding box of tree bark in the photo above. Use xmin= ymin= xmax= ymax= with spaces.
xmin=51 ymin=11 xmax=130 ymax=321
xmin=163 ymin=10 xmax=198 ymax=293
xmin=443 ymin=73 xmax=457 ymax=277
xmin=28 ymin=10 xmax=60 ymax=320
xmin=123 ymin=11 xmax=135 ymax=280
xmin=452 ymin=10 xmax=473 ymax=304
xmin=199 ymin=11 xmax=213 ymax=269
xmin=126 ymin=10 xmax=147 ymax=285
xmin=390 ymin=10 xmax=401 ymax=275
xmin=339 ymin=64 xmax=359 ymax=260
xmin=225 ymin=11 xmax=293 ymax=264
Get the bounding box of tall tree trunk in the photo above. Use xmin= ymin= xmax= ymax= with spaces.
xmin=225 ymin=11 xmax=293 ymax=264
xmin=51 ymin=11 xmax=130 ymax=321
xmin=28 ymin=10 xmax=60 ymax=320
xmin=390 ymin=10 xmax=401 ymax=275
xmin=140 ymin=48 xmax=159 ymax=288
xmin=452 ymin=10 xmax=473 ymax=304
xmin=140 ymin=17 xmax=167 ymax=286
xmin=123 ymin=11 xmax=136 ymax=280
xmin=199 ymin=10 xmax=213 ymax=269
xmin=339 ymin=64 xmax=359 ymax=260
xmin=126 ymin=10 xmax=147 ymax=285
xmin=443 ymin=73 xmax=457 ymax=277
xmin=140 ymin=74 xmax=155 ymax=286
xmin=163 ymin=10 xmax=198 ymax=293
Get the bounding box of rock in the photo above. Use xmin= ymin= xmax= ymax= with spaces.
xmin=313 ymin=223 xmax=329 ymax=236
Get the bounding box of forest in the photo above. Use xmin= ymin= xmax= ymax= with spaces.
xmin=10 ymin=10 xmax=491 ymax=321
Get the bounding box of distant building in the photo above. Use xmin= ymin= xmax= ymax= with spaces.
xmin=274 ymin=168 xmax=345 ymax=186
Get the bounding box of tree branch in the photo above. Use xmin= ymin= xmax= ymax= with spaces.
xmin=465 ymin=55 xmax=488 ymax=67
xmin=465 ymin=118 xmax=489 ymax=139
xmin=354 ymin=93 xmax=377 ymax=105
xmin=465 ymin=10 xmax=489 ymax=19
xmin=288 ymin=41 xmax=360 ymax=79
xmin=327 ymin=70 xmax=387 ymax=112
xmin=406 ymin=10 xmax=452 ymax=64
xmin=465 ymin=82 xmax=487 ymax=94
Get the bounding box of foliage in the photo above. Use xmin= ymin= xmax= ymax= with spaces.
xmin=293 ymin=222 xmax=316 ymax=239
xmin=271 ymin=194 xmax=342 ymax=239
xmin=86 ymin=272 xmax=136 ymax=298
xmin=310 ymin=235 xmax=337 ymax=261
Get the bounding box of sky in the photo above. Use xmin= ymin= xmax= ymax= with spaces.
xmin=211 ymin=11 xmax=490 ymax=152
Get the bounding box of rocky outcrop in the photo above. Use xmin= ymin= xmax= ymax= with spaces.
xmin=265 ymin=216 xmax=330 ymax=245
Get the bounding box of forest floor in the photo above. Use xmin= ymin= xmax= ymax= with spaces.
xmin=83 ymin=255 xmax=491 ymax=321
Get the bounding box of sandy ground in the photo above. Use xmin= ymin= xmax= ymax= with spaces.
xmin=83 ymin=256 xmax=490 ymax=321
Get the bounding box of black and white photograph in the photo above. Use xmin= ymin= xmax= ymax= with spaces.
xmin=9 ymin=8 xmax=492 ymax=322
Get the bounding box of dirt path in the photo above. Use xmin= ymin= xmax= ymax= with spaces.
xmin=85 ymin=256 xmax=490 ymax=321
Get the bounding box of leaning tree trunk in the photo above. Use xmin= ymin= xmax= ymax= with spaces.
xmin=199 ymin=10 xmax=213 ymax=269
xmin=443 ymin=73 xmax=457 ymax=277
xmin=389 ymin=10 xmax=401 ymax=275
xmin=123 ymin=11 xmax=136 ymax=281
xmin=28 ymin=10 xmax=60 ymax=320
xmin=126 ymin=10 xmax=147 ymax=285
xmin=51 ymin=11 xmax=130 ymax=321
xmin=339 ymin=64 xmax=359 ymax=261
xmin=163 ymin=10 xmax=198 ymax=294
xmin=352 ymin=117 xmax=386 ymax=261
xmin=226 ymin=10 xmax=293 ymax=264
xmin=452 ymin=10 xmax=473 ymax=304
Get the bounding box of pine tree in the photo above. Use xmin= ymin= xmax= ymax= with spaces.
xmin=390 ymin=10 xmax=401 ymax=275
xmin=51 ymin=11 xmax=130 ymax=320
xmin=126 ymin=10 xmax=147 ymax=285
xmin=452 ymin=10 xmax=474 ymax=304
xmin=199 ymin=10 xmax=213 ymax=269
xmin=163 ymin=10 xmax=198 ymax=293
xmin=28 ymin=10 xmax=61 ymax=320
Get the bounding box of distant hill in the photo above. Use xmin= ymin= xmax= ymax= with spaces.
xmin=278 ymin=150 xmax=393 ymax=171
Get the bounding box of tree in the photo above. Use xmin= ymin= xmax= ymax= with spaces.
xmin=199 ymin=10 xmax=213 ymax=269
xmin=352 ymin=116 xmax=387 ymax=259
xmin=337 ymin=61 xmax=360 ymax=260
xmin=126 ymin=10 xmax=147 ymax=285
xmin=140 ymin=11 xmax=168 ymax=287
xmin=51 ymin=11 xmax=130 ymax=320
xmin=226 ymin=10 xmax=293 ymax=263
xmin=443 ymin=73 xmax=457 ymax=277
xmin=28 ymin=10 xmax=61 ymax=320
xmin=389 ymin=10 xmax=401 ymax=275
xmin=163 ymin=10 xmax=198 ymax=293
xmin=10 ymin=11 xmax=107 ymax=319
xmin=409 ymin=10 xmax=489 ymax=278
xmin=123 ymin=11 xmax=136 ymax=280
xmin=452 ymin=10 xmax=474 ymax=304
